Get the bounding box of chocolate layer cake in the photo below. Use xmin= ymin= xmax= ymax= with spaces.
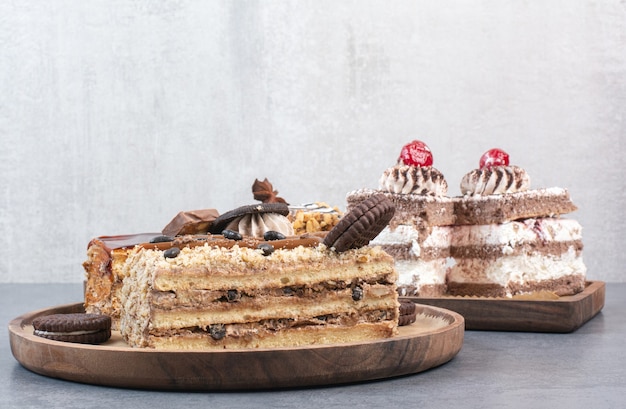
xmin=346 ymin=141 xmax=453 ymax=297
xmin=346 ymin=143 xmax=587 ymax=299
xmin=446 ymin=148 xmax=586 ymax=297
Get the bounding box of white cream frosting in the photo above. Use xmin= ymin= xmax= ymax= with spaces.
xmin=450 ymin=218 xmax=583 ymax=249
xmin=225 ymin=213 xmax=294 ymax=238
xmin=395 ymin=258 xmax=449 ymax=294
xmin=447 ymin=247 xmax=587 ymax=287
xmin=373 ymin=218 xmax=585 ymax=296
xmin=371 ymin=225 xmax=451 ymax=258
xmin=460 ymin=165 xmax=530 ymax=196
xmin=33 ymin=329 xmax=101 ymax=336
xmin=379 ymin=165 xmax=448 ymax=196
xmin=447 ymin=218 xmax=586 ymax=294
xmin=372 ymin=225 xmax=450 ymax=293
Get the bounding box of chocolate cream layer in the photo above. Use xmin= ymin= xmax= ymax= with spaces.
xmin=148 ymin=288 xmax=396 ymax=338
xmin=447 ymin=275 xmax=586 ymax=298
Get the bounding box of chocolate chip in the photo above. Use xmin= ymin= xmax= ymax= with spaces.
xmin=226 ymin=290 xmax=239 ymax=302
xmin=163 ymin=247 xmax=180 ymax=259
xmin=264 ymin=230 xmax=286 ymax=241
xmin=352 ymin=286 xmax=364 ymax=301
xmin=258 ymin=243 xmax=274 ymax=256
xmin=222 ymin=229 xmax=243 ymax=241
xmin=209 ymin=324 xmax=226 ymax=340
xmin=150 ymin=235 xmax=174 ymax=243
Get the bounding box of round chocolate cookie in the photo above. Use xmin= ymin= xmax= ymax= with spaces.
xmin=323 ymin=194 xmax=395 ymax=252
xmin=32 ymin=313 xmax=111 ymax=344
xmin=209 ymin=203 xmax=290 ymax=234
xmin=399 ymin=300 xmax=417 ymax=326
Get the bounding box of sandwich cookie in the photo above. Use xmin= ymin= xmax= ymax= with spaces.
xmin=209 ymin=203 xmax=291 ymax=234
xmin=32 ymin=313 xmax=112 ymax=344
xmin=323 ymin=194 xmax=395 ymax=252
xmin=398 ymin=300 xmax=417 ymax=326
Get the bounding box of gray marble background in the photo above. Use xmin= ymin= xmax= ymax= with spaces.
xmin=1 ymin=1 xmax=624 ymax=282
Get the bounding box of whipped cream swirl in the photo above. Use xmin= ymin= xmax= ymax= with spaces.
xmin=225 ymin=213 xmax=294 ymax=238
xmin=379 ymin=165 xmax=448 ymax=196
xmin=460 ymin=165 xmax=531 ymax=195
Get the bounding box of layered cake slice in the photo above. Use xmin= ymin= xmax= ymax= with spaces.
xmin=83 ymin=209 xmax=220 ymax=329
xmin=84 ymin=232 xmax=167 ymax=329
xmin=347 ymin=140 xmax=453 ymax=297
xmin=448 ymin=218 xmax=585 ymax=297
xmin=119 ymin=194 xmax=400 ymax=349
xmin=447 ymin=148 xmax=586 ymax=297
xmin=83 ymin=179 xmax=340 ymax=330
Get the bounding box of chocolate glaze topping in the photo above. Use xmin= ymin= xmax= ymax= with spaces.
xmin=88 ymin=233 xmax=163 ymax=252
xmin=138 ymin=233 xmax=325 ymax=252
xmin=89 ymin=232 xmax=326 ymax=254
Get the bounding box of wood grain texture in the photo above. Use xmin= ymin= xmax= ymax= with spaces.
xmin=9 ymin=303 xmax=464 ymax=390
xmin=402 ymin=281 xmax=605 ymax=333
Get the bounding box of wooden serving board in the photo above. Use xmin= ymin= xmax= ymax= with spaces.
xmin=9 ymin=303 xmax=464 ymax=391
xmin=401 ymin=281 xmax=605 ymax=333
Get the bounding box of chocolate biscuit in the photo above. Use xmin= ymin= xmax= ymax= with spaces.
xmin=398 ymin=300 xmax=417 ymax=326
xmin=32 ymin=313 xmax=111 ymax=344
xmin=323 ymin=194 xmax=395 ymax=252
xmin=209 ymin=203 xmax=290 ymax=234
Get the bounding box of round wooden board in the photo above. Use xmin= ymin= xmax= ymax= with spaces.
xmin=9 ymin=302 xmax=464 ymax=391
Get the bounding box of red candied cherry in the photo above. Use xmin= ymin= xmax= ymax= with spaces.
xmin=398 ymin=140 xmax=433 ymax=167
xmin=479 ymin=148 xmax=509 ymax=169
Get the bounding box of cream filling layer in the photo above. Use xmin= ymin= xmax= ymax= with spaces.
xmin=450 ymin=218 xmax=582 ymax=248
xmin=371 ymin=225 xmax=451 ymax=257
xmin=150 ymin=294 xmax=397 ymax=330
xmin=34 ymin=329 xmax=101 ymax=336
xmin=447 ymin=246 xmax=587 ymax=285
xmin=395 ymin=259 xmax=448 ymax=287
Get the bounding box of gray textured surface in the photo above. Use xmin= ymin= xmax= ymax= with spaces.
xmin=1 ymin=1 xmax=625 ymax=282
xmin=2 ymin=283 xmax=624 ymax=408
